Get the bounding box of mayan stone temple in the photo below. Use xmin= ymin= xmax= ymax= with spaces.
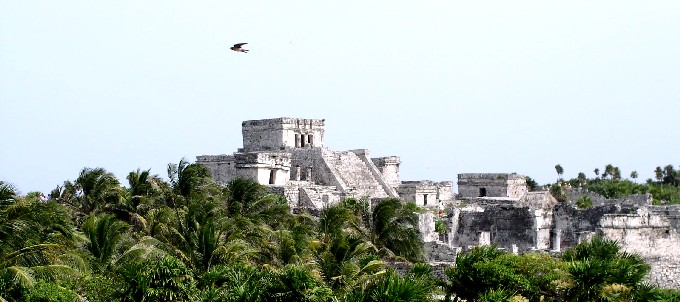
xmin=196 ymin=117 xmax=453 ymax=209
xmin=197 ymin=117 xmax=680 ymax=288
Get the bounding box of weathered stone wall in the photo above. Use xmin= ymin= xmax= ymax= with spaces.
xmin=418 ymin=212 xmax=440 ymax=242
xmin=598 ymin=206 xmax=680 ymax=289
xmin=386 ymin=261 xmax=453 ymax=280
xmin=441 ymin=197 xmax=680 ymax=289
xmin=564 ymin=189 xmax=652 ymax=207
xmin=241 ymin=118 xmax=325 ymax=152
xmin=457 ymin=173 xmax=527 ymax=199
xmin=424 ymin=241 xmax=458 ymax=262
xmin=324 ymin=149 xmax=389 ymax=199
xmin=451 ymin=204 xmax=537 ymax=251
xmin=646 ymin=256 xmax=680 ymax=289
xmin=437 ymin=181 xmax=454 ymax=203
xmin=290 ymin=148 xmax=341 ymax=188
xmin=196 ymin=154 xmax=236 ymax=184
xmin=352 ymin=150 xmax=399 ymax=198
xmin=198 ymin=117 xmax=452 ymax=211
xmin=399 ymin=181 xmax=439 ymax=207
xmin=372 ymin=156 xmax=401 ymax=188
xmin=233 ymin=152 xmax=291 ymax=186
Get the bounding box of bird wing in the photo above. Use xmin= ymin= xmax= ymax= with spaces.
xmin=233 ymin=43 xmax=248 ymax=48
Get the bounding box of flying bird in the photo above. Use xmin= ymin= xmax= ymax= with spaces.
xmin=230 ymin=43 xmax=249 ymax=53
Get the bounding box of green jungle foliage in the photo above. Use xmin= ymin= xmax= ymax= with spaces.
xmin=548 ymin=164 xmax=680 ymax=204
xmin=2 ymin=161 xmax=680 ymax=301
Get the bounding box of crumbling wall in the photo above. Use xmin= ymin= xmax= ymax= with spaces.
xmin=399 ymin=181 xmax=439 ymax=207
xmin=457 ymin=173 xmax=527 ymax=199
xmin=437 ymin=181 xmax=454 ymax=203
xmin=598 ymin=206 xmax=680 ymax=289
xmin=372 ymin=156 xmax=401 ymax=188
xmin=352 ymin=150 xmax=399 ymax=198
xmin=196 ymin=154 xmax=236 ymax=184
xmin=451 ymin=204 xmax=536 ymax=251
xmin=241 ymin=118 xmax=325 ymax=152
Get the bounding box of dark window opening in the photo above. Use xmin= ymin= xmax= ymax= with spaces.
xmin=423 ymin=194 xmax=428 ymax=206
xmin=269 ymin=170 xmax=276 ymax=184
xmin=479 ymin=188 xmax=487 ymax=197
xmin=308 ymin=134 xmax=313 ymax=145
xmin=301 ymin=134 xmax=306 ymax=147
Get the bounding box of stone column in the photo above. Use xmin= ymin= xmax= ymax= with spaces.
xmin=307 ymin=167 xmax=313 ymax=182
xmin=552 ymin=229 xmax=562 ymax=251
xmin=479 ymin=231 xmax=491 ymax=246
xmin=295 ymin=134 xmax=301 ymax=148
xmin=295 ymin=165 xmax=301 ymax=181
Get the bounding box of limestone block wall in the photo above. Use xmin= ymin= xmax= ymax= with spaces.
xmin=241 ymin=118 xmax=325 ymax=152
xmin=325 ymin=150 xmax=388 ymax=199
xmin=646 ymin=257 xmax=680 ymax=289
xmin=451 ymin=205 xmax=537 ymax=251
xmin=418 ymin=212 xmax=440 ymax=242
xmin=597 ymin=206 xmax=680 ymax=289
xmin=438 ymin=194 xmax=680 ymax=289
xmin=351 ymin=150 xmax=398 ymax=198
xmin=196 ymin=154 xmax=236 ymax=184
xmin=552 ymin=203 xmax=635 ymax=251
xmin=234 ymin=152 xmax=291 ymax=186
xmin=532 ymin=208 xmax=555 ymax=250
xmin=565 ymin=189 xmax=652 ymax=207
xmin=517 ymin=191 xmax=558 ymax=209
xmin=372 ymin=156 xmax=401 ymax=188
xmin=437 ymin=181 xmax=454 ymax=203
xmin=291 ymin=147 xmax=346 ymax=191
xmin=424 ymin=241 xmax=458 ymax=262
xmin=398 ymin=181 xmax=439 ymax=207
xmin=458 ymin=173 xmax=527 ymax=199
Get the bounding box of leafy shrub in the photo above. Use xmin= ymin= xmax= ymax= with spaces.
xmin=435 ymin=220 xmax=447 ymax=235
xmin=26 ymin=282 xmax=78 ymax=302
xmin=576 ymin=196 xmax=593 ymax=208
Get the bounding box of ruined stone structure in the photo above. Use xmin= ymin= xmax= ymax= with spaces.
xmin=458 ymin=173 xmax=528 ymax=199
xmin=430 ymin=174 xmax=680 ymax=289
xmin=197 ymin=117 xmax=453 ymax=210
xmin=196 ymin=118 xmax=680 ymax=289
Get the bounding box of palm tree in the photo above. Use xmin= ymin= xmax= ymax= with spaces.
xmin=655 ymin=166 xmax=664 ymax=182
xmin=0 ymin=195 xmax=81 ymax=301
xmin=223 ymin=178 xmax=290 ymax=228
xmin=162 ymin=196 xmax=257 ymax=273
xmin=56 ymin=167 xmax=123 ymax=218
xmin=115 ymin=168 xmax=167 ymax=232
xmin=221 ymin=178 xmax=293 ymax=264
xmin=119 ymin=255 xmax=198 ymax=301
xmin=369 ymin=198 xmax=424 ymax=262
xmin=612 ymin=167 xmax=622 ymax=180
xmin=577 ymin=172 xmax=587 ymax=186
xmin=562 ymin=235 xmax=651 ymax=301
xmin=603 ymin=164 xmax=615 ymax=180
xmin=82 ymin=213 xmax=130 ymax=271
xmin=314 ymin=202 xmax=384 ymax=294
xmin=344 ymin=265 xmax=437 ymax=302
xmin=555 ymin=164 xmax=564 ymax=182
xmin=594 ymin=168 xmax=600 ymax=178
xmin=199 ymin=262 xmax=274 ymax=301
xmin=630 ymin=171 xmax=639 ymax=182
xmin=0 ymin=181 xmax=16 ymax=205
xmin=167 ymin=158 xmax=212 ymax=199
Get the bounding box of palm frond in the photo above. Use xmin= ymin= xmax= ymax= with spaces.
xmin=1 ymin=265 xmax=36 ymax=289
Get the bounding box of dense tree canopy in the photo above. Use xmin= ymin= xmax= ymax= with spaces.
xmin=2 ymin=161 xmax=680 ymax=301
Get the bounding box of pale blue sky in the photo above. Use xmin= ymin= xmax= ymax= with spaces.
xmin=1 ymin=1 xmax=679 ymax=194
